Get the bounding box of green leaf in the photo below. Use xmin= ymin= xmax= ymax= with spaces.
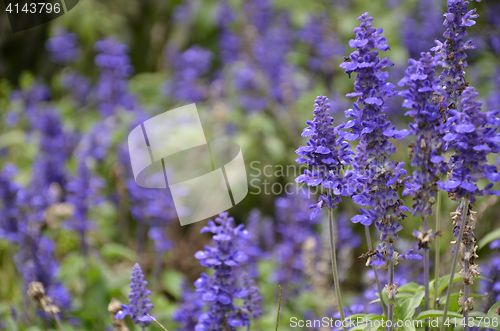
xmin=161 ymin=269 xmax=185 ymax=300
xmin=478 ymin=228 xmax=500 ymax=249
xmin=415 ymin=310 xmax=462 ymax=320
xmin=435 ymin=273 xmax=461 ymax=298
xmin=395 ymin=289 xmax=425 ymax=320
xmin=488 ymin=300 xmax=500 ymax=317
xmin=398 ymin=282 xmax=421 ymax=294
xmin=100 ymin=243 xmax=137 ymax=262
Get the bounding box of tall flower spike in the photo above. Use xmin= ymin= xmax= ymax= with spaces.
xmin=340 ymin=12 xmax=409 ymax=247
xmin=431 ymin=0 xmax=480 ymax=111
xmin=172 ymin=283 xmax=203 ymax=331
xmin=94 ymin=38 xmax=136 ymax=116
xmin=439 ymin=88 xmax=500 ymax=200
xmin=45 ymin=29 xmax=80 ymax=65
xmin=0 ymin=163 xmax=20 ymax=242
xmin=115 ymin=263 xmax=154 ymax=328
xmin=194 ymin=212 xmax=260 ymax=330
xmin=340 ymin=13 xmax=411 ymax=324
xmin=295 ymin=95 xmax=354 ymax=219
xmin=400 ymin=52 xmax=446 ymax=215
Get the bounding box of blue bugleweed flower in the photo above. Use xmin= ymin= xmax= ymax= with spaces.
xmin=435 ymin=2 xmax=489 ymax=229
xmin=438 ymin=87 xmax=500 ymax=200
xmin=240 ymin=272 xmax=262 ymax=320
xmin=172 ymin=283 xmax=203 ymax=331
xmin=244 ymin=0 xmax=273 ymax=35
xmin=194 ymin=212 xmax=260 ymax=330
xmin=45 ymin=29 xmax=80 ymax=64
xmin=232 ymin=63 xmax=268 ymax=112
xmin=0 ymin=164 xmax=20 ymax=242
xmin=237 ymin=209 xmax=268 ymax=278
xmin=164 ymin=45 xmax=212 ymax=103
xmin=94 ymin=38 xmax=136 ymax=116
xmin=298 ymin=14 xmax=344 ymax=77
xmin=339 ymin=13 xmax=410 ymax=263
xmin=61 ymin=71 xmax=92 ymax=106
xmin=399 ymin=52 xmax=447 ymax=215
xmin=14 ymin=193 xmax=72 ymax=316
xmin=431 ymin=0 xmax=480 ymax=110
xmin=486 ymin=68 xmax=500 ymax=113
xmin=115 ymin=263 xmax=154 ymax=327
xmin=295 ymin=95 xmax=354 ymax=219
xmin=272 ymin=192 xmax=320 ymax=294
xmin=216 ymin=2 xmax=240 ymax=64
xmin=401 ymin=0 xmax=443 ymax=59
xmin=7 ymin=83 xmax=50 ymax=127
xmin=64 ymin=150 xmax=104 ymax=254
xmin=253 ymin=13 xmax=298 ymax=106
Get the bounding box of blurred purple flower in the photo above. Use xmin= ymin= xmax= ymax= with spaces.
xmin=194 ymin=212 xmax=259 ymax=330
xmin=115 ymin=263 xmax=154 ymax=327
xmin=94 ymin=38 xmax=136 ymax=116
xmin=45 ymin=29 xmax=80 ymax=64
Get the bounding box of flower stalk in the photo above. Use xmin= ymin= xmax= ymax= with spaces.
xmin=364 ymin=225 xmax=387 ymax=318
xmin=433 ymin=190 xmax=441 ymax=309
xmin=440 ymin=198 xmax=469 ymax=331
xmin=328 ymin=206 xmax=347 ymax=331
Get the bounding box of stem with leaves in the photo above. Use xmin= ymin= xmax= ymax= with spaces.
xmin=440 ymin=198 xmax=469 ymax=331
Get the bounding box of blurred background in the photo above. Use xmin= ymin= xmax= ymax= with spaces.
xmin=1 ymin=0 xmax=500 ymax=330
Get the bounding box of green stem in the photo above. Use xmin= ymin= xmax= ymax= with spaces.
xmin=275 ymin=285 xmax=282 ymax=331
xmin=440 ymin=198 xmax=469 ymax=331
xmin=54 ymin=315 xmax=65 ymax=331
xmin=433 ymin=190 xmax=442 ymax=309
xmin=423 ymin=216 xmax=430 ymax=331
xmin=328 ymin=207 xmax=347 ymax=331
xmin=147 ymin=314 xmax=168 ymax=331
xmin=364 ymin=225 xmax=388 ymax=318
xmin=388 ymin=250 xmax=395 ymax=331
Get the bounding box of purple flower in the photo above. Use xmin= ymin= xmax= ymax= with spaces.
xmin=45 ymin=29 xmax=80 ymax=64
xmin=480 ymin=255 xmax=500 ymax=309
xmin=252 ymin=13 xmax=298 ymax=106
xmin=438 ymin=87 xmax=500 ymax=200
xmin=244 ymin=0 xmax=273 ymax=34
xmin=399 ymin=52 xmax=447 ymax=215
xmin=295 ymin=95 xmax=354 ymax=219
xmin=0 ymin=164 xmax=20 ymax=242
xmin=64 ymin=152 xmax=104 ymax=254
xmin=172 ymin=284 xmax=203 ymax=331
xmin=401 ymin=0 xmax=443 ymax=59
xmin=94 ymin=38 xmax=136 ymax=116
xmin=194 ymin=212 xmax=260 ymax=330
xmin=216 ymin=2 xmax=240 ymax=64
xmin=115 ymin=263 xmax=154 ymax=327
xmin=272 ymin=192 xmax=320 ymax=294
xmin=431 ymin=0 xmax=480 ymax=111
xmin=298 ymin=14 xmax=344 ymax=79
xmin=340 ymin=14 xmax=409 ymax=261
xmin=61 ymin=71 xmax=92 ymax=106
xmin=164 ymin=45 xmax=212 ymax=103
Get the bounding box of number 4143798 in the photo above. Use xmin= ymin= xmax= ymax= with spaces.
xmin=6 ymin=2 xmax=61 ymax=14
